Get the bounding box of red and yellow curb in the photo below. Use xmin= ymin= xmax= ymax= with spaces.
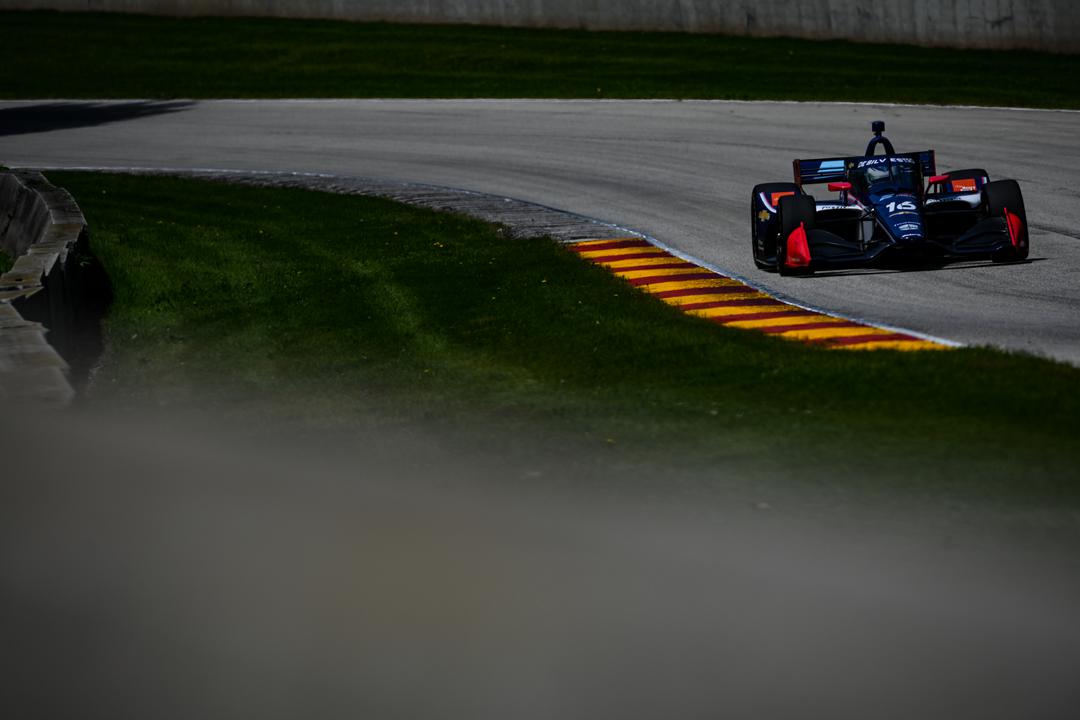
xmin=570 ymin=238 xmax=951 ymax=351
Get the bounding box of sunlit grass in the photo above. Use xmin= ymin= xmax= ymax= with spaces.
xmin=53 ymin=171 xmax=1080 ymax=502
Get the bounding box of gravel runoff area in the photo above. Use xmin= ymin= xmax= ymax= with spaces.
xmin=92 ymin=168 xmax=635 ymax=243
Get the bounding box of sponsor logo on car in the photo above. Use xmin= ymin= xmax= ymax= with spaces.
xmin=857 ymin=156 xmax=915 ymax=168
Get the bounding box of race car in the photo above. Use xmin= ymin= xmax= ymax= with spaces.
xmin=750 ymin=121 xmax=1028 ymax=275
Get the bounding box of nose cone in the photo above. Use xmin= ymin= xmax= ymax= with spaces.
xmin=877 ymin=194 xmax=924 ymax=243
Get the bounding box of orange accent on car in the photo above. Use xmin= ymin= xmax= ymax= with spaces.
xmin=770 ymin=191 xmax=795 ymax=207
xmin=951 ymin=178 xmax=978 ymax=192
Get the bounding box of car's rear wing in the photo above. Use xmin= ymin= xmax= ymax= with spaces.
xmin=793 ymin=150 xmax=936 ymax=187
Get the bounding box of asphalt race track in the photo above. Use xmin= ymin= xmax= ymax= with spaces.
xmin=2 ymin=99 xmax=1079 ymax=362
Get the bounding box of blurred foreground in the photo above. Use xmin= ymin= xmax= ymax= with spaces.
xmin=2 ymin=405 xmax=1079 ymax=720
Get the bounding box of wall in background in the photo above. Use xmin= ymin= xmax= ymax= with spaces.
xmin=3 ymin=0 xmax=1077 ymax=53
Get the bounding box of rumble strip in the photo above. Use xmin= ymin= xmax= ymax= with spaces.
xmin=570 ymin=238 xmax=951 ymax=351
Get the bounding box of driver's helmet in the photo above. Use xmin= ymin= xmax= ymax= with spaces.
xmin=861 ymin=162 xmax=892 ymax=185
xmin=851 ymin=156 xmax=921 ymax=195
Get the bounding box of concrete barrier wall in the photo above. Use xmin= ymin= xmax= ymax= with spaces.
xmin=0 ymin=173 xmax=52 ymax=259
xmin=2 ymin=0 xmax=1078 ymax=52
xmin=0 ymin=171 xmax=98 ymax=404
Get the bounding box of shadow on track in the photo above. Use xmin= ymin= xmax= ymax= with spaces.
xmin=0 ymin=101 xmax=194 ymax=137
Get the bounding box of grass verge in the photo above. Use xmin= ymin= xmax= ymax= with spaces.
xmin=54 ymin=171 xmax=1080 ymax=502
xmin=4 ymin=11 xmax=1079 ymax=107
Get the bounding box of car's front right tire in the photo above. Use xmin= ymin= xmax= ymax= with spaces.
xmin=984 ymin=179 xmax=1028 ymax=262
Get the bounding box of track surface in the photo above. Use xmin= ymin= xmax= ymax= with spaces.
xmin=2 ymin=99 xmax=1079 ymax=362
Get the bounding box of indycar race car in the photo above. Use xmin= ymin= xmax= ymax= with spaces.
xmin=751 ymin=121 xmax=1029 ymax=274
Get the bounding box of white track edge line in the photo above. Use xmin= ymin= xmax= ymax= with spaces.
xmin=2 ymin=98 xmax=1076 ymax=113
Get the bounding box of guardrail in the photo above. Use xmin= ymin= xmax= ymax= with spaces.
xmin=2 ymin=0 xmax=1077 ymax=52
xmin=0 ymin=170 xmax=104 ymax=404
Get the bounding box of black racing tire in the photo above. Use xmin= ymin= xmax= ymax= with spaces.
xmin=750 ymin=182 xmax=799 ymax=271
xmin=984 ymin=179 xmax=1029 ymax=261
xmin=777 ymin=194 xmax=816 ymax=276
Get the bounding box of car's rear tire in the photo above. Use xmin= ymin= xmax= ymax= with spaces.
xmin=777 ymin=194 xmax=816 ymax=276
xmin=750 ymin=183 xmax=799 ymax=271
xmin=984 ymin=179 xmax=1029 ymax=262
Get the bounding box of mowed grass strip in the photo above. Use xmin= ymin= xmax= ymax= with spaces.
xmin=4 ymin=11 xmax=1079 ymax=107
xmin=52 ymin=172 xmax=1080 ymax=499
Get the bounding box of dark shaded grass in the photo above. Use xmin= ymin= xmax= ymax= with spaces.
xmin=5 ymin=11 xmax=1080 ymax=107
xmin=52 ymin=172 xmax=1080 ymax=503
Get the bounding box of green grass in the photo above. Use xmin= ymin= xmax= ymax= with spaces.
xmin=5 ymin=11 xmax=1080 ymax=107
xmin=53 ymin=171 xmax=1080 ymax=502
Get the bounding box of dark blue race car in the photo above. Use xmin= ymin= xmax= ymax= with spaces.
xmin=751 ymin=122 xmax=1029 ymax=275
